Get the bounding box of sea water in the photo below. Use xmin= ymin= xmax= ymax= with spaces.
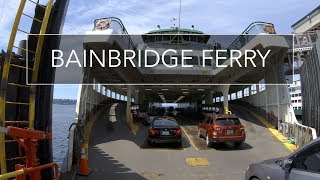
xmin=52 ymin=104 xmax=76 ymax=168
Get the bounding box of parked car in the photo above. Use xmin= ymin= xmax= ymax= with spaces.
xmin=245 ymin=137 xmax=320 ymax=180
xmin=142 ymin=113 xmax=158 ymax=125
xmin=147 ymin=117 xmax=182 ymax=147
xmin=198 ymin=114 xmax=246 ymax=147
xmin=135 ymin=110 xmax=147 ymax=121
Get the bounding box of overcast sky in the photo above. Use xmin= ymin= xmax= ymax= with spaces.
xmin=0 ymin=0 xmax=319 ymax=99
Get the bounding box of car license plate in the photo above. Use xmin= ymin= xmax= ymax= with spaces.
xmin=226 ymin=130 xmax=234 ymax=134
xmin=161 ymin=131 xmax=170 ymax=135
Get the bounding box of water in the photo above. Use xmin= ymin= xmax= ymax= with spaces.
xmin=52 ymin=104 xmax=76 ymax=168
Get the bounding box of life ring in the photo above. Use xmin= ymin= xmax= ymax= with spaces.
xmin=95 ymin=19 xmax=110 ymax=30
xmin=263 ymin=24 xmax=276 ymax=34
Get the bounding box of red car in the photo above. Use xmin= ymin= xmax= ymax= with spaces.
xmin=198 ymin=114 xmax=246 ymax=147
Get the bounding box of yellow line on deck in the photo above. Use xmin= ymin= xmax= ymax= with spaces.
xmin=186 ymin=157 xmax=209 ymax=167
xmin=181 ymin=126 xmax=199 ymax=151
xmin=246 ymin=110 xmax=298 ymax=152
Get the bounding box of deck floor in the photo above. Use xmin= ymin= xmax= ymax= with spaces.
xmin=74 ymin=103 xmax=289 ymax=180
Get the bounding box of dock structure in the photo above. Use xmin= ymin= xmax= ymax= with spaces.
xmin=292 ymin=6 xmax=320 ymax=136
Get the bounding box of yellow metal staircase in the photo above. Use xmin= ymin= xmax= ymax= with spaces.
xmin=0 ymin=0 xmax=53 ymax=174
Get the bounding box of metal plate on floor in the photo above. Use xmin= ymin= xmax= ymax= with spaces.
xmin=186 ymin=158 xmax=209 ymax=167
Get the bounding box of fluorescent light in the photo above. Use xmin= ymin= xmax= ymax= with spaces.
xmin=181 ymin=89 xmax=188 ymax=91
xmin=122 ymin=87 xmax=127 ymax=90
xmin=182 ymin=91 xmax=189 ymax=94
xmin=197 ymin=89 xmax=205 ymax=91
xmin=145 ymin=88 xmax=152 ymax=91
xmin=174 ymin=96 xmax=185 ymax=103
xmin=161 ymin=89 xmax=169 ymax=91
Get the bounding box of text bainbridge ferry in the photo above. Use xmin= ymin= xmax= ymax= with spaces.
xmin=0 ymin=1 xmax=318 ymax=179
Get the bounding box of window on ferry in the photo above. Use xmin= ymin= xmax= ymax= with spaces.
xmin=170 ymin=35 xmax=182 ymax=43
xmin=156 ymin=35 xmax=162 ymax=41
xmin=250 ymin=85 xmax=256 ymax=95
xmin=190 ymin=35 xmax=196 ymax=42
xmin=163 ymin=35 xmax=171 ymax=41
xmin=197 ymin=36 xmax=204 ymax=43
xmin=259 ymin=79 xmax=266 ymax=91
xmin=97 ymin=84 xmax=101 ymax=93
xmin=182 ymin=35 xmax=190 ymax=41
xmin=244 ymin=88 xmax=250 ymax=97
xmin=237 ymin=91 xmax=243 ymax=99
xmin=102 ymin=86 xmax=105 ymax=95
xmin=231 ymin=93 xmax=236 ymax=100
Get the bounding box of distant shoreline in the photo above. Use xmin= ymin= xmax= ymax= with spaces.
xmin=53 ymin=99 xmax=76 ymax=105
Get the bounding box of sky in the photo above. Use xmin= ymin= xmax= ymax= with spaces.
xmin=0 ymin=0 xmax=319 ymax=99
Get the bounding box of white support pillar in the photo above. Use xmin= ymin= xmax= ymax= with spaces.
xmin=218 ymin=85 xmax=230 ymax=114
xmin=127 ymin=86 xmax=132 ymax=111
xmin=133 ymin=89 xmax=139 ymax=105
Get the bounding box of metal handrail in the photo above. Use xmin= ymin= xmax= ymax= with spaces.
xmin=227 ymin=21 xmax=275 ymax=51
xmin=280 ymin=121 xmax=317 ymax=147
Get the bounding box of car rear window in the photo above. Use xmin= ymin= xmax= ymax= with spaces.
xmin=215 ymin=118 xmax=241 ymax=126
xmin=153 ymin=119 xmax=178 ymax=127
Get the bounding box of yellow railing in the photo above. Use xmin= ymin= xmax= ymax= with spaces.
xmin=28 ymin=0 xmax=53 ymax=130
xmin=0 ymin=0 xmax=53 ymax=175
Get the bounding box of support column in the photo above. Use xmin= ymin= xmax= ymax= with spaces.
xmin=133 ymin=89 xmax=139 ymax=104
xmin=205 ymin=91 xmax=213 ymax=106
xmin=218 ymin=85 xmax=230 ymax=114
xmin=127 ymin=86 xmax=132 ymax=111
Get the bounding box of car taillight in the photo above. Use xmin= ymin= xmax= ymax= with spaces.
xmin=173 ymin=129 xmax=182 ymax=135
xmin=149 ymin=128 xmax=159 ymax=135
